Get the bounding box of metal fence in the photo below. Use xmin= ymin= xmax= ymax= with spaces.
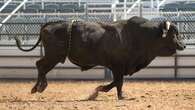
xmin=0 ymin=12 xmax=195 ymax=44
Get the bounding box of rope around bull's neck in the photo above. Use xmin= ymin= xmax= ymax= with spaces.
xmin=67 ymin=20 xmax=76 ymax=56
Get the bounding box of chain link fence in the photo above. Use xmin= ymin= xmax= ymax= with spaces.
xmin=0 ymin=9 xmax=195 ymax=46
xmin=0 ymin=13 xmax=114 ymax=46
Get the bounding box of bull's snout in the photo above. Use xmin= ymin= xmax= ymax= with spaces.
xmin=177 ymin=41 xmax=186 ymax=50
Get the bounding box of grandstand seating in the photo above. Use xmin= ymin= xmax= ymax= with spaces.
xmin=0 ymin=1 xmax=85 ymax=13
xmin=160 ymin=1 xmax=195 ymax=12
xmin=21 ymin=3 xmax=42 ymax=13
xmin=0 ymin=2 xmax=3 ymax=7
xmin=25 ymin=3 xmax=42 ymax=10
xmin=185 ymin=2 xmax=195 ymax=11
xmin=0 ymin=0 xmax=193 ymax=22
xmin=1 ymin=3 xmax=19 ymax=13
xmin=59 ymin=4 xmax=75 ymax=13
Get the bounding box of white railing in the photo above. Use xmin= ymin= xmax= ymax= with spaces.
xmin=111 ymin=0 xmax=118 ymax=21
xmin=0 ymin=0 xmax=12 ymax=12
xmin=0 ymin=0 xmax=28 ymax=27
xmin=157 ymin=0 xmax=167 ymax=10
xmin=127 ymin=0 xmax=141 ymax=13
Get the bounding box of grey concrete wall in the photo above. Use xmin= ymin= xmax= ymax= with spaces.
xmin=0 ymin=47 xmax=195 ymax=79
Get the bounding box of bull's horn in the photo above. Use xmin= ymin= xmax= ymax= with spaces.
xmin=162 ymin=21 xmax=171 ymax=38
xmin=166 ymin=21 xmax=171 ymax=30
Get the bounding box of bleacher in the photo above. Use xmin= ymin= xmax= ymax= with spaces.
xmin=1 ymin=0 xmax=188 ymax=23
xmin=0 ymin=0 xmax=116 ymax=24
xmin=160 ymin=1 xmax=195 ymax=12
xmin=0 ymin=1 xmax=85 ymax=13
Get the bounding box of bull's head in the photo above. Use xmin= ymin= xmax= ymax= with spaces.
xmin=158 ymin=21 xmax=186 ymax=56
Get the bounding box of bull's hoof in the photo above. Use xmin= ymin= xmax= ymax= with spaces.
xmin=37 ymin=81 xmax=48 ymax=93
xmin=31 ymin=81 xmax=48 ymax=94
xmin=87 ymin=90 xmax=98 ymax=100
xmin=118 ymin=96 xmax=125 ymax=100
xmin=31 ymin=86 xmax=37 ymax=94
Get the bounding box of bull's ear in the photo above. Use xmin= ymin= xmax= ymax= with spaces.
xmin=162 ymin=21 xmax=171 ymax=38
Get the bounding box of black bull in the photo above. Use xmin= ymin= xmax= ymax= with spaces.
xmin=15 ymin=16 xmax=186 ymax=100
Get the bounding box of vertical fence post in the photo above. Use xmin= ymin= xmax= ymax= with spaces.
xmin=174 ymin=54 xmax=178 ymax=79
xmin=104 ymin=68 xmax=112 ymax=80
xmin=84 ymin=2 xmax=88 ymax=22
xmin=40 ymin=42 xmax=43 ymax=57
xmin=139 ymin=1 xmax=143 ymax=17
xmin=174 ymin=21 xmax=181 ymax=79
xmin=40 ymin=23 xmax=44 ymax=57
xmin=124 ymin=0 xmax=127 ymax=19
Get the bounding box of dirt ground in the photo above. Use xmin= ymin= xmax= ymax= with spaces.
xmin=0 ymin=80 xmax=195 ymax=110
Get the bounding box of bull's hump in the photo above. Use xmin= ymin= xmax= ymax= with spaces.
xmin=76 ymin=22 xmax=105 ymax=36
xmin=44 ymin=22 xmax=65 ymax=33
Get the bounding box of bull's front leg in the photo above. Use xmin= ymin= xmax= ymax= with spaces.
xmin=88 ymin=81 xmax=116 ymax=100
xmin=88 ymin=70 xmax=124 ymax=100
xmin=115 ymin=74 xmax=124 ymax=100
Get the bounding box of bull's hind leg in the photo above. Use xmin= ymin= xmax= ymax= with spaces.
xmin=31 ymin=56 xmax=60 ymax=94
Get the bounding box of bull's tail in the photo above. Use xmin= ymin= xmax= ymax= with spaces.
xmin=14 ymin=35 xmax=41 ymax=52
